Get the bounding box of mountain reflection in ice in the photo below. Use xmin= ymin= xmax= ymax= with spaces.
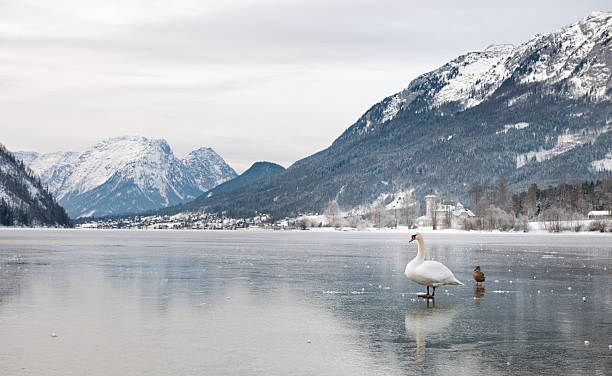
xmin=0 ymin=268 xmax=397 ymax=375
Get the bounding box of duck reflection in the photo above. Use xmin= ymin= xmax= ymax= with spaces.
xmin=473 ymin=286 xmax=485 ymax=305
xmin=404 ymin=304 xmax=458 ymax=364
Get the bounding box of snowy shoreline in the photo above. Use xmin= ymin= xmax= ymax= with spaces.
xmin=1 ymin=225 xmax=611 ymax=237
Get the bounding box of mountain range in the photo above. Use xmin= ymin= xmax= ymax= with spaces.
xmin=179 ymin=11 xmax=612 ymax=218
xmin=0 ymin=144 xmax=71 ymax=226
xmin=15 ymin=136 xmax=236 ymax=218
xmin=161 ymin=161 xmax=286 ymax=214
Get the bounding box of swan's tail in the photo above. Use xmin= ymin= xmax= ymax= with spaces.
xmin=449 ymin=279 xmax=463 ymax=286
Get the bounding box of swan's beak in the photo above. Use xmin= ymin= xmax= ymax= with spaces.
xmin=409 ymin=235 xmax=416 ymax=243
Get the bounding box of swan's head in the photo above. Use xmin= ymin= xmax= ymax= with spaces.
xmin=474 ymin=266 xmax=481 ymax=272
xmin=409 ymin=232 xmax=423 ymax=243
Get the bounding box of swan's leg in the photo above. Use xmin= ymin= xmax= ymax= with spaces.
xmin=432 ymin=287 xmax=436 ymax=297
xmin=418 ymin=287 xmax=432 ymax=299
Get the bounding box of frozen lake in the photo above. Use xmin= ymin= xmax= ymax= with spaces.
xmin=0 ymin=229 xmax=610 ymax=375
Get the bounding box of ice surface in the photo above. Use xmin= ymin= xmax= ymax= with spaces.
xmin=0 ymin=230 xmax=610 ymax=375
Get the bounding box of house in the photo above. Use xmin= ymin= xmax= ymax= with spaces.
xmin=587 ymin=210 xmax=612 ymax=219
xmin=417 ymin=194 xmax=475 ymax=229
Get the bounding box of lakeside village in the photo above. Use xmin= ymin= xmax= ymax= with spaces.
xmin=76 ymin=192 xmax=612 ymax=233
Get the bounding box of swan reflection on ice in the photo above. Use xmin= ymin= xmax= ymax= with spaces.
xmin=404 ymin=304 xmax=459 ymax=363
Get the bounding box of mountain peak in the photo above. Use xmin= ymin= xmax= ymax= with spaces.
xmin=483 ymin=44 xmax=515 ymax=54
xmin=341 ymin=11 xmax=612 ymax=140
xmin=584 ymin=10 xmax=608 ymax=20
xmin=246 ymin=161 xmax=285 ymax=172
xmin=182 ymin=146 xmax=237 ymax=191
xmin=183 ymin=147 xmax=216 ymax=160
xmin=97 ymin=135 xmax=171 ymax=152
xmin=17 ymin=137 xmax=236 ymax=217
xmin=171 ymin=160 xmax=285 ymax=211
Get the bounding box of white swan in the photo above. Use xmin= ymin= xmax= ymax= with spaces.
xmin=404 ymin=232 xmax=463 ymax=298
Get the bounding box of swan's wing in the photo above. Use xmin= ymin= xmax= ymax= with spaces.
xmin=417 ymin=261 xmax=462 ymax=285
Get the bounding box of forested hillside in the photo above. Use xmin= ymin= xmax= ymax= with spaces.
xmin=178 ymin=12 xmax=612 ymax=219
xmin=0 ymin=144 xmax=71 ymax=227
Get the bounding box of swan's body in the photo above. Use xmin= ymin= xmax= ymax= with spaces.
xmin=405 ymin=232 xmax=462 ymax=297
xmin=405 ymin=259 xmax=462 ymax=287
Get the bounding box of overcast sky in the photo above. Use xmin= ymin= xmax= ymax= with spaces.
xmin=1 ymin=1 xmax=608 ymax=172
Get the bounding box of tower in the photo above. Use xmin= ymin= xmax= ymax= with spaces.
xmin=425 ymin=194 xmax=437 ymax=218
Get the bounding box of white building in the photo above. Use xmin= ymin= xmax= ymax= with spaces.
xmin=587 ymin=210 xmax=612 ymax=219
xmin=417 ymin=194 xmax=475 ymax=229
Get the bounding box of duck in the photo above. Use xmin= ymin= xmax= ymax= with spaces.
xmin=473 ymin=266 xmax=485 ymax=286
xmin=405 ymin=232 xmax=463 ymax=298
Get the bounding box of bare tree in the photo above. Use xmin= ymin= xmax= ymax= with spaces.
xmin=324 ymin=200 xmax=341 ymax=228
xmin=484 ymin=182 xmax=496 ymax=207
xmin=347 ymin=215 xmax=365 ymax=229
xmin=540 ymin=207 xmax=568 ymax=233
xmin=470 ymin=182 xmax=483 ymax=215
xmin=525 ymin=183 xmax=538 ymax=218
xmin=595 ymin=178 xmax=612 ymax=214
xmin=497 ymin=177 xmax=508 ymax=210
xmin=431 ymin=198 xmax=439 ymax=230
xmin=401 ymin=200 xmax=419 ymax=228
xmin=516 ymin=215 xmax=530 ymax=232
xmin=372 ymin=199 xmax=385 ymax=229
xmin=441 ymin=203 xmax=452 ymax=229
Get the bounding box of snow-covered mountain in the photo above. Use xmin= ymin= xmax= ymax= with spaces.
xmin=0 ymin=144 xmax=71 ymax=226
xmin=188 ymin=12 xmax=612 ymax=218
xmin=341 ymin=11 xmax=612 ymax=140
xmin=182 ymin=147 xmax=238 ymax=191
xmin=167 ymin=161 xmax=285 ymax=214
xmin=15 ymin=136 xmax=236 ymax=218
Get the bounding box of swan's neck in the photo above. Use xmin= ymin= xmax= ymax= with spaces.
xmin=414 ymin=238 xmax=425 ymax=262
